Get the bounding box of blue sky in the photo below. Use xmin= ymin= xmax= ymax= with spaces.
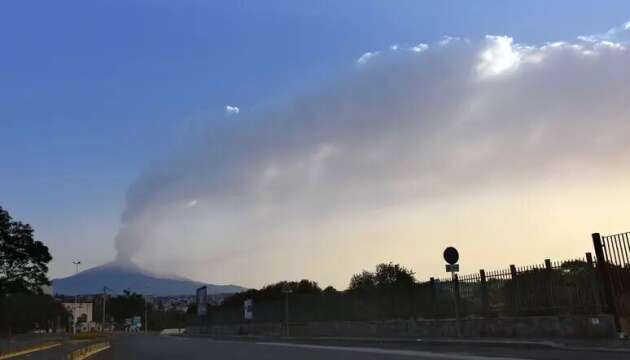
xmin=2 ymin=1 xmax=630 ymax=284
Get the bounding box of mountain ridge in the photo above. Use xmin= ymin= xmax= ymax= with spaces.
xmin=52 ymin=261 xmax=245 ymax=296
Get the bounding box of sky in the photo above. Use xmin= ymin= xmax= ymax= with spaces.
xmin=2 ymin=1 xmax=630 ymax=289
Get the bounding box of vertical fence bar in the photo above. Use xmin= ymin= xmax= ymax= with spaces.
xmin=620 ymin=233 xmax=629 ymax=266
xmin=592 ymin=233 xmax=619 ymax=330
xmin=623 ymin=233 xmax=630 ymax=265
xmin=453 ymin=273 xmax=462 ymax=337
xmin=510 ymin=265 xmax=519 ymax=315
xmin=586 ymin=252 xmax=602 ymax=314
xmin=608 ymin=235 xmax=622 ymax=265
xmin=544 ymin=259 xmax=554 ymax=312
xmin=429 ymin=277 xmax=436 ymax=318
xmin=480 ymin=269 xmax=489 ymax=316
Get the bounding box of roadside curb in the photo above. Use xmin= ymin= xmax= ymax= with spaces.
xmin=67 ymin=341 xmax=111 ymax=360
xmin=0 ymin=342 xmax=61 ymax=359
xmin=187 ymin=334 xmax=630 ymax=353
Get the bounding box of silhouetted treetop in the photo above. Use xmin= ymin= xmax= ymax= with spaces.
xmin=0 ymin=206 xmax=52 ymax=296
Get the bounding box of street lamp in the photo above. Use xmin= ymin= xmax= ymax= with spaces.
xmin=282 ymin=283 xmax=292 ymax=337
xmin=102 ymin=286 xmax=111 ymax=332
xmin=144 ymin=294 xmax=149 ymax=335
xmin=129 ymin=288 xmax=149 ymax=335
xmin=72 ymin=261 xmax=81 ymax=335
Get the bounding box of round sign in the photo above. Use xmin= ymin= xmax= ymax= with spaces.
xmin=443 ymin=247 xmax=459 ymax=265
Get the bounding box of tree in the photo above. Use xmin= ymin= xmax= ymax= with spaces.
xmin=107 ymin=291 xmax=148 ymax=326
xmin=374 ymin=263 xmax=415 ymax=290
xmin=347 ymin=263 xmax=417 ymax=319
xmin=348 ymin=270 xmax=376 ymax=292
xmin=0 ymin=206 xmax=52 ymax=296
xmin=348 ymin=263 xmax=415 ymax=292
xmin=0 ymin=294 xmax=68 ymax=335
xmin=295 ymin=279 xmax=322 ymax=294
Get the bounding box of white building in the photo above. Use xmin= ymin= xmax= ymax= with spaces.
xmin=62 ymin=302 xmax=97 ymax=332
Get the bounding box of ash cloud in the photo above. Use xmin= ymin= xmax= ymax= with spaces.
xmin=114 ymin=23 xmax=630 ymax=279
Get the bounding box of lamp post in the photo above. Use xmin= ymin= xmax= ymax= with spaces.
xmin=144 ymin=295 xmax=148 ymax=335
xmin=72 ymin=261 xmax=81 ymax=335
xmin=281 ymin=283 xmax=292 ymax=337
xmin=102 ymin=286 xmax=111 ymax=332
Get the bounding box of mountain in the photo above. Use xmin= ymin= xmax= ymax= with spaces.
xmin=51 ymin=261 xmax=245 ymax=296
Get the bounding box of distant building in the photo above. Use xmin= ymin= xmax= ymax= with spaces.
xmin=63 ymin=302 xmax=97 ymax=332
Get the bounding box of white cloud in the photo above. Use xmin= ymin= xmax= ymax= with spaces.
xmin=476 ymin=36 xmax=521 ymax=77
xmin=595 ymin=41 xmax=625 ymax=51
xmin=356 ymin=51 xmax=379 ymax=65
xmin=438 ymin=36 xmax=462 ymax=47
xmin=410 ymin=43 xmax=428 ymax=53
xmin=225 ymin=105 xmax=240 ymax=116
xmin=577 ymin=20 xmax=630 ymax=43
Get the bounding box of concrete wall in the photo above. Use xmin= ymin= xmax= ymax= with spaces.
xmin=189 ymin=315 xmax=616 ymax=339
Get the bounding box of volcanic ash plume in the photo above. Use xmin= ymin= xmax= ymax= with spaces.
xmin=113 ymin=23 xmax=630 ymax=281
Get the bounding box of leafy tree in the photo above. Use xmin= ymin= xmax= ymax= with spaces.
xmin=223 ymin=279 xmax=322 ymax=306
xmin=0 ymin=294 xmax=68 ymax=335
xmin=374 ymin=262 xmax=415 ymax=289
xmin=348 ymin=270 xmax=376 ymax=292
xmin=347 ymin=263 xmax=417 ymax=319
xmin=107 ymin=290 xmax=149 ymax=327
xmin=0 ymin=206 xmax=52 ymax=296
xmin=348 ymin=263 xmax=415 ymax=292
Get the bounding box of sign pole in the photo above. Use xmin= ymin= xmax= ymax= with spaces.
xmin=452 ymin=272 xmax=462 ymax=337
xmin=443 ymin=246 xmax=462 ymax=338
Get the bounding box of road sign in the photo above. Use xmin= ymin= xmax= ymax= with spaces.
xmin=443 ymin=247 xmax=459 ymax=265
xmin=445 ymin=264 xmax=460 ymax=273
xmin=196 ymin=286 xmax=207 ymax=316
xmin=244 ymin=299 xmax=253 ymax=320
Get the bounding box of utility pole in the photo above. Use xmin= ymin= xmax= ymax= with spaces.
xmin=282 ymin=283 xmax=292 ymax=337
xmin=102 ymin=286 xmax=110 ymax=332
xmin=144 ymin=295 xmax=148 ymax=335
xmin=72 ymin=261 xmax=81 ymax=335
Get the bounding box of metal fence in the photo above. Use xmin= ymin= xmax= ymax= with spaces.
xmin=203 ymin=254 xmax=605 ymax=325
xmin=425 ymin=255 xmax=602 ymax=318
xmin=593 ymin=232 xmax=630 ymax=332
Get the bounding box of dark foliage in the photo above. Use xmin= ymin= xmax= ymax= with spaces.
xmin=107 ymin=290 xmax=149 ymax=327
xmin=0 ymin=294 xmax=68 ymax=335
xmin=0 ymin=206 xmax=52 ymax=296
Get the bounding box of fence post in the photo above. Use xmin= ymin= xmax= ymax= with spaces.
xmin=586 ymin=252 xmax=602 ymax=314
xmin=410 ymin=283 xmax=416 ymax=320
xmin=479 ymin=269 xmax=489 ymax=316
xmin=544 ymin=259 xmax=555 ymax=311
xmin=592 ymin=233 xmax=621 ymax=336
xmin=430 ymin=277 xmax=436 ymax=318
xmin=592 ymin=233 xmax=617 ymax=318
xmin=510 ymin=265 xmax=519 ymax=315
xmin=453 ymin=273 xmax=462 ymax=337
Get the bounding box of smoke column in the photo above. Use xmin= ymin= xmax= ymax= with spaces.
xmin=113 ymin=23 xmax=630 ymax=283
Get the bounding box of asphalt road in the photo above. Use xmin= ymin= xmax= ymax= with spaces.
xmin=76 ymin=334 xmax=630 ymax=360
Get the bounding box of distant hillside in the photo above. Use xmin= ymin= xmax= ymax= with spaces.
xmin=52 ymin=261 xmax=245 ymax=296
